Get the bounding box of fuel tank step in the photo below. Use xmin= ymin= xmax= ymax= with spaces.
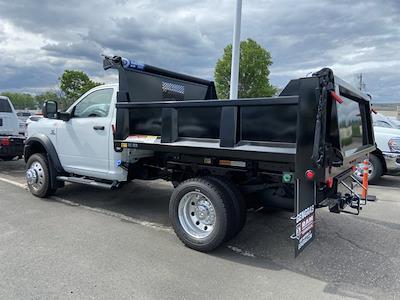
xmin=56 ymin=176 xmax=119 ymax=190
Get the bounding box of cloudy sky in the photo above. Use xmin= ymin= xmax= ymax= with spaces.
xmin=0 ymin=0 xmax=399 ymax=102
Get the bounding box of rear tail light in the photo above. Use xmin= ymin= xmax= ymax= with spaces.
xmin=305 ymin=170 xmax=315 ymax=181
xmin=326 ymin=177 xmax=334 ymax=188
xmin=0 ymin=137 xmax=10 ymax=146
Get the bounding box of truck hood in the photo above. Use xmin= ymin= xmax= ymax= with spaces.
xmin=374 ymin=126 xmax=400 ymax=137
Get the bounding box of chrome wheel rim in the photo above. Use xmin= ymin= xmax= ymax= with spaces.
xmin=178 ymin=191 xmax=216 ymax=239
xmin=26 ymin=161 xmax=45 ymax=191
xmin=354 ymin=161 xmax=373 ymax=180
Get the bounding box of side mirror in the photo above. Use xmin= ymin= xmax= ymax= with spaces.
xmin=42 ymin=100 xmax=58 ymax=119
xmin=58 ymin=112 xmax=72 ymax=122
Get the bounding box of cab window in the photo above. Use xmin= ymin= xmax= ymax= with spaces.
xmin=0 ymin=98 xmax=12 ymax=113
xmin=74 ymin=89 xmax=113 ymax=118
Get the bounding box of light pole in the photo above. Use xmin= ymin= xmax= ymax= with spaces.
xmin=229 ymin=0 xmax=242 ymax=100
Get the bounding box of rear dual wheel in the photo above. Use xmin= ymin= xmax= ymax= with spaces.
xmin=169 ymin=177 xmax=246 ymax=252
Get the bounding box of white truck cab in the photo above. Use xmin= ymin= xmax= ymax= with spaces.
xmin=26 ymin=84 xmax=127 ymax=182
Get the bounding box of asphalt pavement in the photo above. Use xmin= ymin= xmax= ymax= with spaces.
xmin=0 ymin=159 xmax=399 ymax=299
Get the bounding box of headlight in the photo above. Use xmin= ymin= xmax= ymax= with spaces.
xmin=388 ymin=138 xmax=400 ymax=153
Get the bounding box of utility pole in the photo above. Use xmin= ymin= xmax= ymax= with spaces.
xmin=356 ymin=73 xmax=366 ymax=91
xmin=229 ymin=0 xmax=242 ymax=100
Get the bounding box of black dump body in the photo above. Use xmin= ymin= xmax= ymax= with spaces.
xmin=104 ymin=56 xmax=375 ymax=255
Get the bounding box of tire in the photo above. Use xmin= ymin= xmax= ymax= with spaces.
xmin=206 ymin=176 xmax=246 ymax=240
xmin=353 ymin=154 xmax=383 ymax=185
xmin=169 ymin=177 xmax=234 ymax=252
xmin=26 ymin=153 xmax=56 ymax=198
xmin=367 ymin=154 xmax=383 ymax=185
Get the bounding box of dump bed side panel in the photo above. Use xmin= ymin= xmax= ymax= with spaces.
xmin=127 ymin=103 xmax=298 ymax=142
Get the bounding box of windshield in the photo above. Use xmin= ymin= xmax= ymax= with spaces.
xmin=0 ymin=98 xmax=12 ymax=113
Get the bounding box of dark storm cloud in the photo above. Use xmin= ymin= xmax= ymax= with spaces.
xmin=42 ymin=41 xmax=103 ymax=61
xmin=0 ymin=0 xmax=399 ymax=101
xmin=0 ymin=61 xmax=60 ymax=90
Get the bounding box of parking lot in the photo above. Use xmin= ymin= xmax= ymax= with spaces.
xmin=1 ymin=159 xmax=400 ymax=299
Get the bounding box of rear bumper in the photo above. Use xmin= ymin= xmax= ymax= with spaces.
xmin=382 ymin=152 xmax=400 ymax=174
xmin=0 ymin=136 xmax=25 ymax=157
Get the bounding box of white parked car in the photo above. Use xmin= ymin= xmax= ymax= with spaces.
xmin=354 ymin=113 xmax=400 ymax=183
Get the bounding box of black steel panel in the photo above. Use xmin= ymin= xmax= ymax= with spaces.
xmin=124 ymin=71 xmax=212 ymax=102
xmin=220 ymin=107 xmax=239 ymax=147
xmin=178 ymin=107 xmax=221 ymax=139
xmin=130 ymin=108 xmax=162 ymax=136
xmin=161 ymin=108 xmax=178 ymax=143
xmin=241 ymin=105 xmax=298 ymax=143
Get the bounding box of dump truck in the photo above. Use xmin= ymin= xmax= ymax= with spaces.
xmin=25 ymin=56 xmax=375 ymax=256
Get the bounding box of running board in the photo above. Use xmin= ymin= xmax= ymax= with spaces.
xmin=56 ymin=176 xmax=118 ymax=190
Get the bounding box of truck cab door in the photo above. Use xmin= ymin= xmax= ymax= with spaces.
xmin=57 ymin=87 xmax=115 ymax=179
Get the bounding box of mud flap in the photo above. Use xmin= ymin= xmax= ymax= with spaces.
xmin=292 ymin=179 xmax=316 ymax=257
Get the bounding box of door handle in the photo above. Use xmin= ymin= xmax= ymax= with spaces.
xmin=93 ymin=126 xmax=105 ymax=131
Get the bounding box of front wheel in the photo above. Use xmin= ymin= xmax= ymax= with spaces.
xmin=26 ymin=153 xmax=56 ymax=198
xmin=169 ymin=177 xmax=234 ymax=252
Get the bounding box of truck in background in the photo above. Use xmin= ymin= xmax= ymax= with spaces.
xmin=353 ymin=112 xmax=400 ymax=183
xmin=0 ymin=96 xmax=25 ymax=161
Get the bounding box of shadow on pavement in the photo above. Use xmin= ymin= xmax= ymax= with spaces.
xmin=374 ymin=175 xmax=400 ymax=188
xmin=1 ymin=161 xmax=399 ymax=298
xmin=52 ymin=180 xmax=399 ymax=299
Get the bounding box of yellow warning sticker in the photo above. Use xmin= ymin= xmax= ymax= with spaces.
xmin=130 ymin=135 xmax=158 ymax=143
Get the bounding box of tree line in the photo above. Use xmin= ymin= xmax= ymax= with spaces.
xmin=3 ymin=39 xmax=276 ymax=110
xmin=1 ymin=70 xmax=102 ymax=111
